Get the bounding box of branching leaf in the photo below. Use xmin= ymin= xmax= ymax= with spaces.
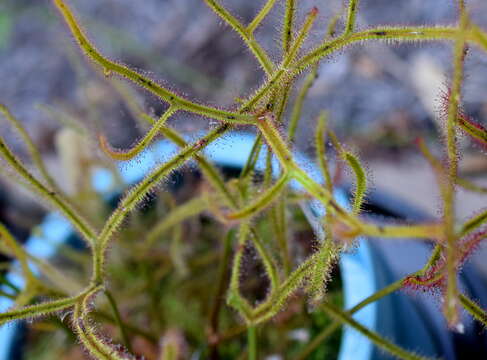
xmin=99 ymin=106 xmax=178 ymax=161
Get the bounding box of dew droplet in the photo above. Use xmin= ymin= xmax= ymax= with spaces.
xmin=454 ymin=322 xmax=465 ymax=334
xmin=59 ymin=309 xmax=72 ymax=322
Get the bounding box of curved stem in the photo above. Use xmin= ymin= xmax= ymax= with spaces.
xmin=203 ymin=0 xmax=274 ymax=75
xmin=94 ymin=124 xmax=229 ymax=283
xmin=141 ymin=113 xmax=238 ymax=208
xmin=0 ymin=134 xmax=97 ymax=246
xmin=226 ymin=173 xmax=290 ymax=220
xmin=0 ymin=104 xmax=59 ymax=191
xmin=53 ymin=0 xmax=254 ymax=124
xmin=208 ymin=229 xmax=234 ymax=356
xmin=288 ymin=67 xmax=318 ymax=142
xmin=104 ymin=290 xmax=132 ymax=353
xmin=100 ymin=106 xmax=178 ymax=161
xmin=0 ymin=287 xmax=92 ymax=325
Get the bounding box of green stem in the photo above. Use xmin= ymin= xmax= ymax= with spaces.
xmin=443 ymin=10 xmax=469 ymax=327
xmin=259 ymin=111 xmax=443 ymax=239
xmin=208 ymin=229 xmax=234 ymax=355
xmin=249 ymin=228 xmax=279 ymax=292
xmin=456 ymin=177 xmax=487 ymax=194
xmin=296 ymin=26 xmax=459 ymax=71
xmin=315 ymin=112 xmax=333 ymax=192
xmin=202 ymin=0 xmax=274 ymax=75
xmin=345 ymin=0 xmax=360 ymax=35
xmin=459 ymin=293 xmax=487 ymax=327
xmin=0 ymin=286 xmax=94 ymax=325
xmin=73 ymin=286 xmax=130 ymax=360
xmin=0 ymin=290 xmax=16 ymax=300
xmin=0 ymin=273 xmax=20 ymax=294
xmin=94 ymin=124 xmax=229 ymax=283
xmin=288 ymin=66 xmax=318 ymax=142
xmin=100 ymin=106 xmax=178 ymax=161
xmin=282 ymin=7 xmax=319 ymax=68
xmin=92 ymin=310 xmax=157 ymax=344
xmin=460 ymin=209 xmax=487 ymax=237
xmin=141 ymin=113 xmax=238 ymax=208
xmin=297 ymin=246 xmax=442 ymax=359
xmin=321 ymin=301 xmax=437 ymax=360
xmin=247 ymin=0 xmax=278 ymax=34
xmin=0 ymin=104 xmax=59 ymax=192
xmin=282 ymin=0 xmax=295 ymax=53
xmin=227 ymin=173 xmax=290 ymax=220
xmin=271 ymin=198 xmax=291 ymax=274
xmin=247 ymin=326 xmax=257 ymax=360
xmin=53 ymin=0 xmax=254 ymax=124
xmin=0 ymin=134 xmax=97 ymax=247
xmin=104 ymin=290 xmax=132 ymax=353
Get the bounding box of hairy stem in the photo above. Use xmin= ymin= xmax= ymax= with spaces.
xmin=203 ymin=0 xmax=274 ymax=75
xmin=0 ymin=104 xmax=59 ymax=191
xmin=100 ymin=106 xmax=178 ymax=161
xmin=321 ymin=301 xmax=436 ymax=360
xmin=104 ymin=289 xmax=132 ymax=353
xmin=53 ymin=0 xmax=254 ymax=124
xmin=0 ymin=134 xmax=97 ymax=246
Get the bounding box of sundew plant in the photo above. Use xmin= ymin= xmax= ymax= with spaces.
xmin=1 ymin=0 xmax=487 ymax=359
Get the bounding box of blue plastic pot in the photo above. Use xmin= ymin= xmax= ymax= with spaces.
xmin=0 ymin=132 xmax=485 ymax=359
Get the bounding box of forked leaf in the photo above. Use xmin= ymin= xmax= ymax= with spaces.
xmin=94 ymin=125 xmax=229 ymax=282
xmin=0 ymin=289 xmax=87 ymax=325
xmin=73 ymin=286 xmax=136 ymax=360
xmin=99 ymin=106 xmax=178 ymax=161
xmin=52 ymin=0 xmax=253 ymax=124
xmin=202 ymin=0 xmax=274 ymax=75
xmin=227 ymin=223 xmax=254 ymax=321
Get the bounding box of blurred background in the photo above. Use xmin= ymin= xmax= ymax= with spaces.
xmin=0 ymin=0 xmax=486 ymax=270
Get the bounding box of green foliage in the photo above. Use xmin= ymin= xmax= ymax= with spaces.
xmin=0 ymin=0 xmax=487 ymax=359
